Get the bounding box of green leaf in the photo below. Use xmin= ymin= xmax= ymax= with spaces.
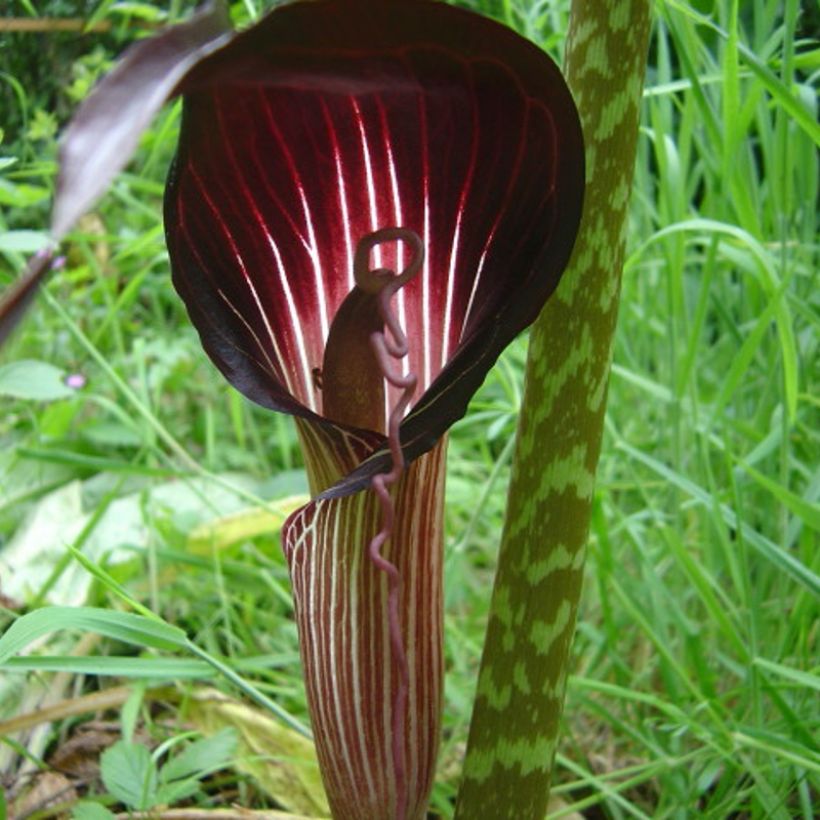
xmin=0 ymin=360 xmax=75 ymax=401
xmin=121 ymin=683 xmax=146 ymax=743
xmin=736 ymin=42 xmax=820 ymax=148
xmin=160 ymin=727 xmax=238 ymax=783
xmin=634 ymin=218 xmax=799 ymax=422
xmin=0 ymin=607 xmax=187 ymax=665
xmin=619 ymin=443 xmax=820 ymax=597
xmin=0 ymin=230 xmax=52 ymax=254
xmin=71 ymin=801 xmax=117 ymax=820
xmin=739 ymin=461 xmax=820 ymax=532
xmin=109 ymin=1 xmax=167 ymax=22
xmin=185 ymin=689 xmax=328 ymax=816
xmin=753 ymin=657 xmax=820 ymax=693
xmin=1 ymin=655 xmax=214 ymax=678
xmin=153 ymin=778 xmax=201 ymax=805
xmin=100 ymin=741 xmax=158 ymax=810
xmin=0 ymin=179 xmax=50 ymax=207
xmin=187 ymin=498 xmax=306 ymax=554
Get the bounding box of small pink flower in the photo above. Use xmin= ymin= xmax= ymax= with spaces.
xmin=65 ymin=372 xmax=86 ymax=389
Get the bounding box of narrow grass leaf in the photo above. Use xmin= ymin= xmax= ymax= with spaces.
xmin=753 ymin=657 xmax=820 ymax=693
xmin=66 ymin=545 xmax=160 ymax=619
xmin=663 ymin=527 xmax=748 ymax=658
xmin=619 ymin=443 xmax=820 ymax=597
xmin=736 ymin=41 xmax=820 ymax=147
xmin=738 ymin=462 xmax=820 ymax=532
xmin=634 ymin=218 xmax=798 ymax=420
xmin=0 ymin=606 xmax=187 ymax=664
xmin=1 ymin=655 xmax=213 ymax=678
xmin=664 ymin=0 xmax=820 ymax=145
xmin=733 ymin=730 xmax=820 ymax=773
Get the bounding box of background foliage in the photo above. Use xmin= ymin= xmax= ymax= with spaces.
xmin=0 ymin=0 xmax=818 ymax=817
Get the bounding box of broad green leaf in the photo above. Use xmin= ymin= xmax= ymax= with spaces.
xmin=153 ymin=778 xmax=201 ymax=805
xmin=100 ymin=741 xmax=158 ymax=810
xmin=0 ymin=360 xmax=75 ymax=401
xmin=71 ymin=801 xmax=117 ymax=820
xmin=0 ymin=179 xmax=50 ymax=207
xmin=0 ymin=607 xmax=187 ymax=665
xmin=80 ymin=420 xmax=144 ymax=449
xmin=160 ymin=728 xmax=238 ymax=783
xmin=0 ymin=230 xmax=51 ymax=254
xmin=186 ymin=497 xmax=307 ymax=554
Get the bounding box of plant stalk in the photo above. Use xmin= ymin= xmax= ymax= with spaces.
xmin=455 ymin=1 xmax=652 ymax=816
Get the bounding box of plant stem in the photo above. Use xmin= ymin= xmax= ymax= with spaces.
xmin=455 ymin=1 xmax=652 ymax=816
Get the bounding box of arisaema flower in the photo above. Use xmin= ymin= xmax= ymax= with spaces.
xmin=0 ymin=1 xmax=583 ymax=817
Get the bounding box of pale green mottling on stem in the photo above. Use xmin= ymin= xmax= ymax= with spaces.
xmin=492 ymin=585 xmax=513 ymax=626
xmin=537 ymin=444 xmax=594 ymax=497
xmin=589 ymin=364 xmax=610 ymax=413
xmin=542 ymin=672 xmax=567 ymax=701
xmin=463 ymin=734 xmax=558 ymax=781
xmin=536 ymin=322 xmax=594 ymax=406
xmin=523 ymin=543 xmax=585 ymax=584
xmin=599 ymin=251 xmax=622 ymax=310
xmin=611 ymin=3 xmax=631 ymax=30
xmin=477 ymin=674 xmax=512 ymax=710
xmin=612 ymin=177 xmax=631 ymax=211
xmin=569 ymin=18 xmax=598 ymax=52
xmin=596 ymin=89 xmax=633 ymax=140
xmin=529 ymin=600 xmax=573 ymax=655
xmin=585 ymin=37 xmax=610 ymax=77
xmin=456 ymin=2 xmax=651 ymax=817
xmin=514 ymin=661 xmax=532 ymax=695
xmin=556 ymin=244 xmax=592 ymax=303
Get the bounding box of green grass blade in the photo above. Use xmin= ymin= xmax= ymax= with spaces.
xmin=2 ymin=655 xmax=214 ymax=678
xmin=0 ymin=607 xmax=187 ymax=664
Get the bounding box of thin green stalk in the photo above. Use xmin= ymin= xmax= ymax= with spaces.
xmin=456 ymin=2 xmax=652 ymax=816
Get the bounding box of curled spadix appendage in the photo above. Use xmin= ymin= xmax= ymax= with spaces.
xmin=354 ymin=226 xmax=423 ymax=820
xmin=353 ymin=226 xmax=424 ymax=295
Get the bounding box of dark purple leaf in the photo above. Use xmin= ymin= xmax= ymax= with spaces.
xmin=0 ymin=252 xmax=54 ymax=347
xmin=53 ymin=0 xmax=232 ymax=238
xmin=0 ymin=1 xmax=231 ymax=344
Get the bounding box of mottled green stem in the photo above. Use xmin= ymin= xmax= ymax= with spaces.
xmin=455 ymin=2 xmax=651 ymax=817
